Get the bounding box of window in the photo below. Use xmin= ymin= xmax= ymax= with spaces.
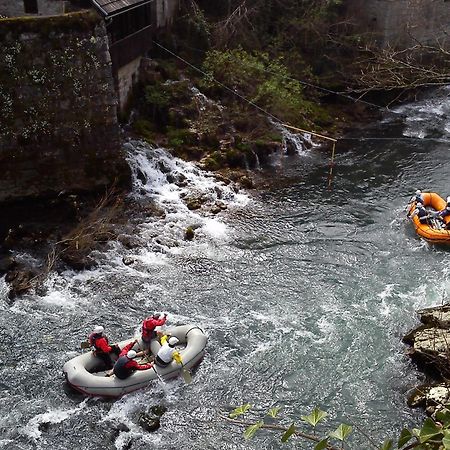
xmin=24 ymin=0 xmax=38 ymax=14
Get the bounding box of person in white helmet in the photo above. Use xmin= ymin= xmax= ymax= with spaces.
xmin=155 ymin=336 xmax=182 ymax=368
xmin=112 ymin=339 xmax=153 ymax=379
xmin=88 ymin=325 xmax=120 ymax=369
xmin=407 ymin=190 xmax=425 ymax=217
xmin=409 ymin=202 xmax=435 ymax=225
xmin=436 ymin=196 xmax=450 ymax=227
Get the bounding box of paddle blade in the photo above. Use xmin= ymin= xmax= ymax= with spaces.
xmin=80 ymin=341 xmax=91 ymax=349
xmin=181 ymin=367 xmax=192 ymax=384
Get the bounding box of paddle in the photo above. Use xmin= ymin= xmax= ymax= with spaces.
xmin=180 ymin=362 xmax=192 ymax=384
xmin=173 ymin=352 xmax=192 ymax=384
xmin=80 ymin=341 xmax=91 ymax=350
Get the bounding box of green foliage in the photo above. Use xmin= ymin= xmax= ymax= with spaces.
xmin=379 ymin=438 xmax=392 ymax=450
xmin=229 ymin=404 xmax=252 ymax=419
xmin=267 ymin=407 xmax=281 ymax=418
xmin=398 ymin=429 xmax=414 ymax=448
xmin=144 ymin=84 xmax=170 ymax=109
xmin=244 ymin=420 xmax=264 ymax=440
xmin=201 ymin=48 xmax=316 ymax=124
xmin=329 ymin=423 xmax=352 ymax=442
xmin=418 ymin=418 xmax=443 ymax=443
xmin=132 ymin=119 xmax=155 ymax=142
xmin=315 ymin=438 xmax=329 ymax=450
xmin=281 ymin=423 xmax=296 ymax=443
xmin=301 ymin=407 xmax=328 ymax=428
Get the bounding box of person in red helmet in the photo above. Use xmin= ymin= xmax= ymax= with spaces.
xmin=141 ymin=313 xmax=167 ymax=349
xmin=88 ymin=325 xmax=120 ymax=369
xmin=112 ymin=340 xmax=153 ymax=379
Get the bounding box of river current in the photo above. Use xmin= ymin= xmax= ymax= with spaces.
xmin=1 ymin=88 xmax=450 ymax=449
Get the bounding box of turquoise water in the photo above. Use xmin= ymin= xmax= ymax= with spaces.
xmin=1 ymin=88 xmax=450 ymax=449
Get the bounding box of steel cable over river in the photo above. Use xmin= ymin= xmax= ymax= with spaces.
xmin=1 ymin=88 xmax=450 ymax=449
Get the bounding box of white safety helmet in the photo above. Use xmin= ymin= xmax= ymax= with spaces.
xmin=93 ymin=325 xmax=104 ymax=335
xmin=127 ymin=350 xmax=137 ymax=359
xmin=415 ymin=190 xmax=422 ymax=196
xmin=168 ymin=337 xmax=179 ymax=346
xmin=446 ymin=196 xmax=450 ymax=203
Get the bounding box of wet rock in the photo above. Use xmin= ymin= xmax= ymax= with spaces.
xmin=138 ymin=405 xmax=167 ymax=433
xmin=138 ymin=412 xmax=160 ymax=432
xmin=408 ymin=383 xmax=450 ymax=416
xmin=404 ymin=302 xmax=450 ymax=379
xmin=184 ymin=226 xmax=195 ymax=241
xmin=6 ymin=268 xmax=37 ymax=301
xmin=122 ymin=256 xmax=135 ymax=266
xmin=118 ymin=234 xmax=140 ymax=249
xmin=60 ymin=250 xmax=97 ymax=271
xmin=38 ymin=422 xmax=50 ymax=432
xmin=0 ymin=255 xmax=16 ymax=274
xmin=186 ymin=197 xmax=203 ymax=210
xmin=417 ymin=304 xmax=450 ymax=328
xmin=404 ymin=325 xmax=450 ymax=378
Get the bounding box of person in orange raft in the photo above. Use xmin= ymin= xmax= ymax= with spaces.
xmin=141 ymin=312 xmax=167 ymax=348
xmin=112 ymin=340 xmax=153 ymax=379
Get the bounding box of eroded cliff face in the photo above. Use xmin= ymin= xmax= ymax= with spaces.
xmin=0 ymin=10 xmax=130 ymax=202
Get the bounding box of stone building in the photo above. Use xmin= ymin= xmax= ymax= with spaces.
xmin=0 ymin=0 xmax=179 ymax=202
xmin=0 ymin=0 xmax=67 ymax=17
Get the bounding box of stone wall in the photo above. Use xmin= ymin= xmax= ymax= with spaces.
xmin=0 ymin=10 xmax=129 ymax=202
xmin=346 ymin=0 xmax=450 ymax=49
xmin=0 ymin=0 xmax=65 ymax=17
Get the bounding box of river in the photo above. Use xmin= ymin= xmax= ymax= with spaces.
xmin=1 ymin=88 xmax=450 ymax=449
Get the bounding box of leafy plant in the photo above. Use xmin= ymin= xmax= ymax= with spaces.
xmin=225 ymin=403 xmax=450 ymax=449
xmin=201 ymin=48 xmax=319 ymax=125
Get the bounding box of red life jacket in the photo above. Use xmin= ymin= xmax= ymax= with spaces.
xmin=88 ymin=332 xmax=109 ymax=354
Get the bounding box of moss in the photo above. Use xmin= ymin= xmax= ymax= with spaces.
xmin=184 ymin=226 xmax=195 ymax=240
xmin=0 ymin=10 xmax=101 ymax=39
xmin=167 ymin=127 xmax=198 ymax=148
xmin=202 ymin=151 xmax=225 ymax=171
xmin=226 ymin=148 xmax=245 ymax=168
xmin=133 ymin=119 xmax=156 ymax=142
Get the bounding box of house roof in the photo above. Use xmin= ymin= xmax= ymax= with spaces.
xmin=91 ymin=0 xmax=151 ymax=17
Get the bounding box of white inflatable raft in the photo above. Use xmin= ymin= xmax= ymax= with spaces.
xmin=63 ymin=325 xmax=207 ymax=397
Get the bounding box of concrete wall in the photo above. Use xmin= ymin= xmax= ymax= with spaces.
xmin=0 ymin=10 xmax=129 ymax=202
xmin=116 ymin=57 xmax=142 ymax=111
xmin=346 ymin=0 xmax=450 ymax=49
xmin=155 ymin=0 xmax=178 ymax=28
xmin=0 ymin=0 xmax=64 ymax=17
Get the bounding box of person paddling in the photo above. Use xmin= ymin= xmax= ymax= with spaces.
xmin=112 ymin=340 xmax=153 ymax=379
xmin=437 ymin=196 xmax=450 ymax=226
xmin=141 ymin=313 xmax=168 ymax=349
xmin=88 ymin=325 xmax=120 ymax=370
xmin=155 ymin=336 xmax=182 ymax=368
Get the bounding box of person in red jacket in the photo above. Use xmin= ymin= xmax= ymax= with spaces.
xmin=141 ymin=313 xmax=167 ymax=348
xmin=112 ymin=340 xmax=153 ymax=379
xmin=88 ymin=325 xmax=120 ymax=370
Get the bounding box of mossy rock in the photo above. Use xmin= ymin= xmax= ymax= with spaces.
xmin=167 ymin=127 xmax=198 ymax=149
xmin=184 ymin=226 xmax=195 ymax=240
xmin=132 ymin=119 xmax=156 ymax=143
xmin=202 ymin=151 xmax=226 ymax=171
xmin=225 ymin=148 xmax=245 ymax=168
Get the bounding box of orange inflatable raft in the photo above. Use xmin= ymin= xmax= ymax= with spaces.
xmin=407 ymin=192 xmax=450 ymax=244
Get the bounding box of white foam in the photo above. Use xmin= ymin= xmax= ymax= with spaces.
xmin=22 ymin=400 xmax=88 ymax=440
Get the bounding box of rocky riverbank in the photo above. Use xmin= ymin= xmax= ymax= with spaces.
xmin=404 ymin=304 xmax=450 ymax=416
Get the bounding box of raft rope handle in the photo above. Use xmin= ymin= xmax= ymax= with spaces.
xmin=185 ymin=326 xmax=205 ymax=340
